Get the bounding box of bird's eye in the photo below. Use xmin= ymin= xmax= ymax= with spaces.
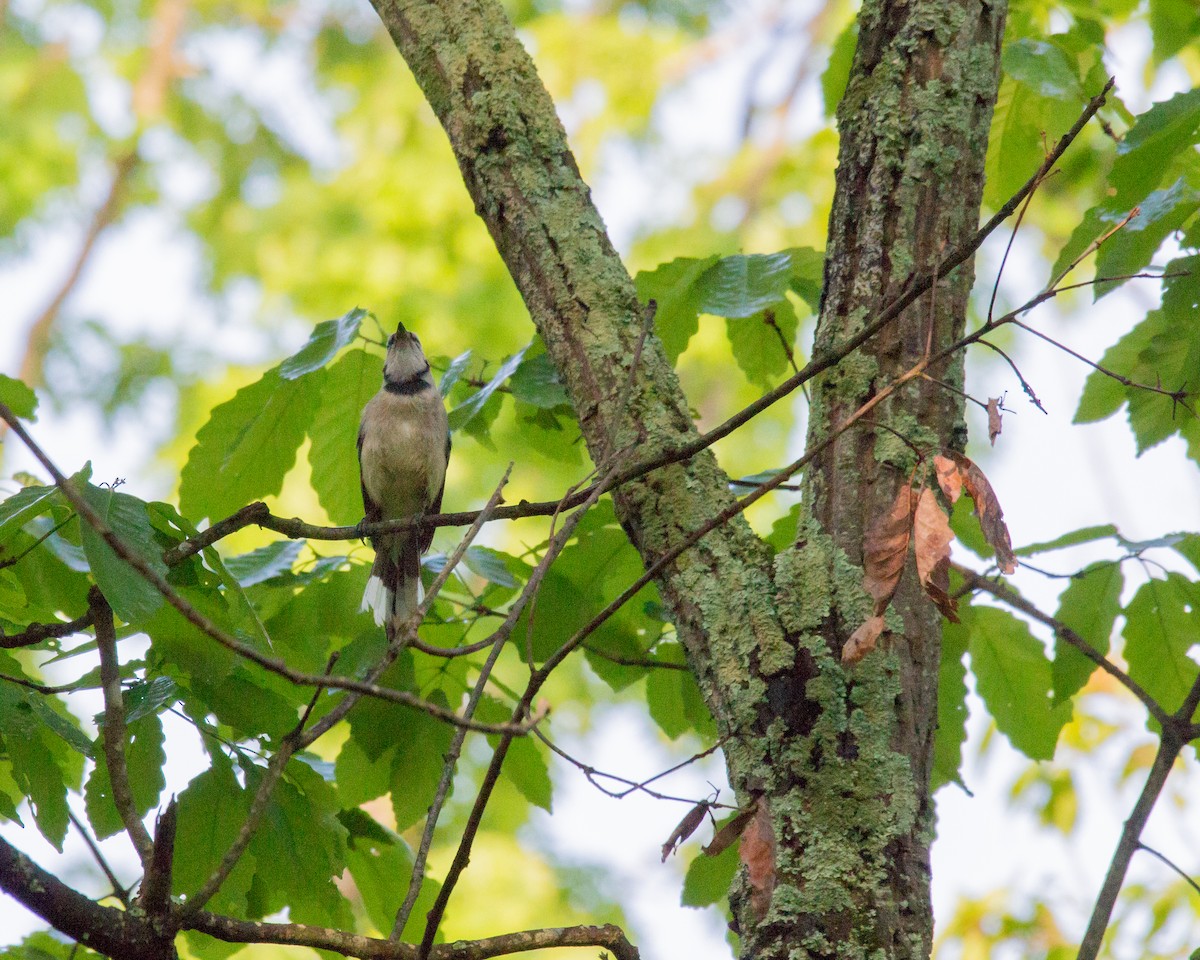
xmin=387 ymin=335 xmax=396 ymax=347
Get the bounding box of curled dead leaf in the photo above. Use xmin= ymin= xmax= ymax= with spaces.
xmin=862 ymin=483 xmax=915 ymax=615
xmin=945 ymin=451 xmax=1017 ymax=574
xmin=987 ymin=397 xmax=1003 ymax=446
xmin=661 ymin=800 xmax=711 ymax=862
xmin=913 ymin=488 xmax=958 ymax=621
xmin=933 ymin=455 xmax=962 ymax=503
xmin=741 ymin=799 xmax=777 ymax=921
xmin=842 ymin=615 xmax=886 ymax=665
xmin=703 ymin=806 xmax=756 ymax=857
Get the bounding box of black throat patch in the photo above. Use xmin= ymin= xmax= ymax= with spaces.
xmin=384 ymin=364 xmax=432 ymax=396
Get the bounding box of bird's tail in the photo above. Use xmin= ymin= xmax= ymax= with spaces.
xmin=361 ymin=537 xmax=423 ymax=627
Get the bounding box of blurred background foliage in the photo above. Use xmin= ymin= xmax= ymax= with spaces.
xmin=3 ymin=0 xmax=1200 ymax=956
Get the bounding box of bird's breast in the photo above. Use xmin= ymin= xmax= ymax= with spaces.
xmin=359 ymin=390 xmax=448 ymax=520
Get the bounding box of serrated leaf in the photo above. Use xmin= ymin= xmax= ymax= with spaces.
xmin=968 ymin=607 xmax=1071 ymax=760
xmin=174 ymin=762 xmax=257 ymax=914
xmin=123 ymin=676 xmax=180 ymax=724
xmin=388 ymin=701 xmax=455 ymax=831
xmin=308 ymin=348 xmax=379 ymax=525
xmin=1003 ymin=39 xmax=1084 ymax=99
xmin=447 ymin=347 xmax=527 ymax=432
xmin=1110 ymin=88 xmax=1200 ymax=208
xmin=1016 ymin=524 xmax=1118 ymax=556
xmin=79 ymin=484 xmax=168 ymax=625
xmin=725 ymin=300 xmax=799 ymax=387
xmin=180 ymin=367 xmax=322 ymax=523
xmin=244 ymin=763 xmax=352 ymax=927
xmin=463 ymin=546 xmax=517 ymax=587
xmin=279 ymin=308 xmax=367 ymax=380
xmin=1052 ymin=563 xmax=1122 ymax=703
xmin=1123 ymin=574 xmax=1200 ymax=718
xmin=682 ymin=833 xmax=739 ymax=907
xmin=0 ymin=374 xmax=38 ymax=420
xmin=510 ymin=350 xmax=570 ymax=408
xmin=635 ymin=255 xmax=721 ymax=361
xmin=0 ymin=483 xmax=60 ymax=550
xmin=223 ymin=540 xmax=305 ymax=587
xmin=698 ymin=252 xmax=795 ymax=318
xmin=84 ymin=714 xmax=165 ymax=840
xmin=500 ymin=734 xmax=552 ymax=812
xmin=1094 ymin=177 xmax=1200 ymax=299
xmin=933 ymin=616 xmax=969 ymax=791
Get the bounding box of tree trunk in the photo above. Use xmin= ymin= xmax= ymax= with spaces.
xmin=373 ymin=0 xmax=1006 ymax=957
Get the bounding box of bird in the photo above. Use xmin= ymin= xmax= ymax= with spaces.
xmin=357 ymin=322 xmax=450 ymax=628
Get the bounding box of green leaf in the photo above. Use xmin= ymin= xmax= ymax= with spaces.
xmin=342 ymin=809 xmax=427 ymax=939
xmin=144 ymin=585 xmax=239 ymax=681
xmin=500 ymin=734 xmax=552 ymax=812
xmin=0 ymin=685 xmax=78 ymax=850
xmin=510 ymin=351 xmax=570 ymax=409
xmin=84 ymin=714 xmax=166 ymax=840
xmin=1094 ymin=177 xmax=1200 ymax=299
xmin=1123 ymin=574 xmax=1200 ymax=718
xmin=279 ymin=307 xmax=367 ymax=379
xmin=821 ymin=22 xmax=857 ymax=118
xmin=1149 ymin=0 xmax=1200 ymax=63
xmin=223 ymin=540 xmax=305 ymax=587
xmin=681 ymin=833 xmax=739 ymax=907
xmin=180 ymin=366 xmax=323 ymax=522
xmin=0 ymin=374 xmax=38 ymax=420
xmin=0 ymin=483 xmax=61 ymax=551
xmin=1016 ymin=524 xmax=1118 ymax=556
xmin=174 ymin=762 xmax=257 ymax=914
xmin=1002 ymin=39 xmax=1084 ymax=100
xmin=308 ymin=348 xmax=379 ymax=525
xmin=79 ymin=484 xmax=168 ymax=625
xmin=244 ymin=762 xmax=352 ymax=928
xmin=123 ymin=676 xmax=180 ymax=724
xmin=1051 ymin=563 xmax=1122 ymax=703
xmin=1110 ymin=88 xmax=1200 ymax=208
xmin=698 ymin=251 xmax=795 ymax=318
xmin=438 ymin=349 xmax=473 ymax=398
xmin=968 ymin=607 xmax=1071 ymax=760
xmin=725 ymin=299 xmax=799 ymax=386
xmin=933 ymin=615 xmax=969 ymax=791
xmin=387 ymin=700 xmax=455 ymax=831
xmin=447 ymin=346 xmax=527 ymax=432
xmin=464 ymin=546 xmax=518 ymax=588
xmin=647 ymin=647 xmax=716 ymax=740
xmin=635 ymin=255 xmax=721 ymax=360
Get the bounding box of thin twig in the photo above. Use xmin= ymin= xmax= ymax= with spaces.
xmin=1137 ymin=842 xmax=1200 ymax=899
xmin=975 ymin=339 xmax=1047 ymax=413
xmin=91 ymin=588 xmax=155 ymax=870
xmin=0 ymin=514 xmax=73 ymax=571
xmin=67 ymin=811 xmax=130 ymax=908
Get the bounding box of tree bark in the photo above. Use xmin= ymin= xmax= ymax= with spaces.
xmin=372 ymin=0 xmax=1006 ymax=957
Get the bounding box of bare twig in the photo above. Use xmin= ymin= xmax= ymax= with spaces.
xmin=91 ymin=588 xmax=155 ymax=870
xmin=67 ymin=811 xmax=130 ymax=908
xmin=1137 ymin=842 xmax=1200 ymax=899
xmin=1077 ymin=730 xmax=1184 ymax=960
xmin=1 ymin=610 xmax=94 ymax=649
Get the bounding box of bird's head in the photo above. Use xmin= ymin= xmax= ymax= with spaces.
xmin=383 ymin=322 xmax=430 ymax=386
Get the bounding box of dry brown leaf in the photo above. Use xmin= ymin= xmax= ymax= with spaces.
xmin=987 ymin=397 xmax=1003 ymax=446
xmin=913 ymin=488 xmax=958 ymax=622
xmin=862 ymin=483 xmax=915 ymax=614
xmin=933 ymin=454 xmax=961 ymax=503
xmin=946 ymin=451 xmax=1017 ymax=574
xmin=661 ymin=800 xmax=711 ymax=862
xmin=842 ymin=615 xmax=886 ymax=665
xmin=913 ymin=488 xmax=953 ymax=587
xmin=702 ymin=806 xmax=756 ymax=857
xmin=740 ymin=799 xmax=776 ymax=921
